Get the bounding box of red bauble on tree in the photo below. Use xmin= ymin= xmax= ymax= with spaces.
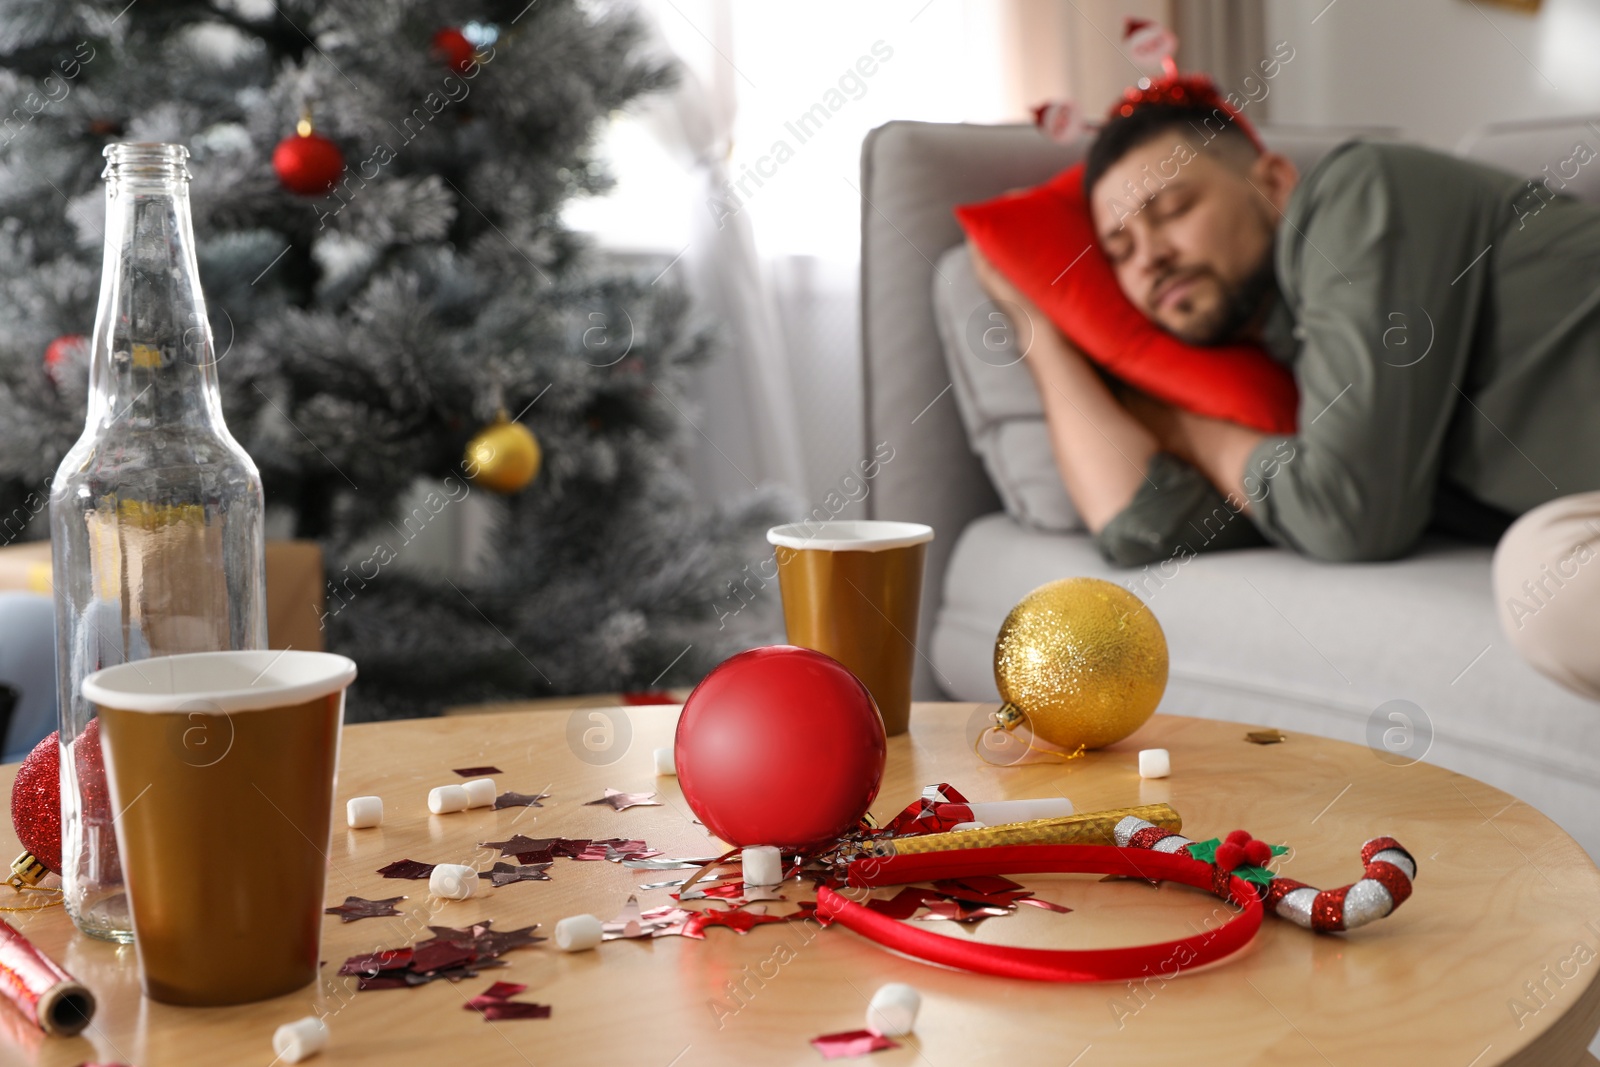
xmin=431 ymin=27 xmax=476 ymax=73
xmin=273 ymin=118 xmax=344 ymax=196
xmin=43 ymin=333 xmax=86 ymax=385
xmin=674 ymin=645 xmax=887 ymax=849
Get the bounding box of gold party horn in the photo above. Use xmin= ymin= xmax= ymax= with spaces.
xmin=883 ymin=802 xmax=1181 ymax=856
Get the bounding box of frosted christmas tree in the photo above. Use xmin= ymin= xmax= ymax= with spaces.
xmin=0 ymin=0 xmax=793 ymax=718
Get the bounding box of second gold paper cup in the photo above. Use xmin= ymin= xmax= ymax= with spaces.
xmin=767 ymin=520 xmax=933 ymax=736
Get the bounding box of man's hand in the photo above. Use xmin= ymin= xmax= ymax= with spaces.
xmin=967 ymin=245 xmax=1160 ymax=532
xmin=1155 ymin=405 xmax=1265 ymax=509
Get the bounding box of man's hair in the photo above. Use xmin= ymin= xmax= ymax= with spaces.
xmin=1083 ymin=102 xmax=1259 ymax=198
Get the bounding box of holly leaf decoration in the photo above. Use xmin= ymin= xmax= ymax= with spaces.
xmin=1230 ymin=864 xmax=1279 ymax=887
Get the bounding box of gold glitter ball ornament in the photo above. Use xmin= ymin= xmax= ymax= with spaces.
xmin=464 ymin=415 xmax=541 ymax=494
xmin=992 ymin=577 xmax=1168 ymax=750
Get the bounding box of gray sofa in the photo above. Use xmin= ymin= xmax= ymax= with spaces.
xmin=858 ymin=118 xmax=1600 ymax=863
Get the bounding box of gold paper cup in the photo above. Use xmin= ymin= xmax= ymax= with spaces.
xmin=84 ymin=650 xmax=356 ymax=1007
xmin=767 ymin=520 xmax=933 ymax=736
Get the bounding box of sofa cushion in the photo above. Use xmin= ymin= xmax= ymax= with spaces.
xmin=932 ymin=511 xmax=1600 ymax=861
xmin=953 ymin=162 xmax=1299 ymax=433
xmin=930 ymin=243 xmax=1081 ymax=532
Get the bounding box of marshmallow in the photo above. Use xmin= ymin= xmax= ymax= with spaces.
xmin=866 ymin=983 xmax=921 ymax=1037
xmin=1138 ymin=748 xmax=1171 ymax=779
xmin=461 ymin=777 xmax=497 ymax=809
xmin=429 ymin=863 xmax=478 ymax=900
xmin=554 ymin=913 xmax=604 ymax=951
xmin=742 ymin=845 xmax=783 ymax=887
xmin=345 ymin=796 xmax=382 ymax=829
xmin=653 ymin=746 xmax=676 ymax=776
xmin=428 ymin=784 xmax=470 ymax=814
xmin=272 ymin=1016 xmax=329 ymax=1063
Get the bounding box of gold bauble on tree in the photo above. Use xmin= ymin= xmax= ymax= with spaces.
xmin=992 ymin=577 xmax=1168 ymax=751
xmin=464 ymin=413 xmax=541 ymax=494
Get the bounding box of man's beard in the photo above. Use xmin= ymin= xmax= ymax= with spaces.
xmin=1162 ymin=256 xmax=1278 ymax=346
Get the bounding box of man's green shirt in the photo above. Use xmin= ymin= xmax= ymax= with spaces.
xmin=1097 ymin=140 xmax=1600 ymax=566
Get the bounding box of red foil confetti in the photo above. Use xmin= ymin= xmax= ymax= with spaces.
xmin=494 ymin=790 xmax=550 ymax=809
xmin=463 ymin=980 xmax=550 ymax=1021
xmin=810 ymin=1029 xmax=900 ymax=1059
xmin=585 ymin=788 xmax=661 ymax=811
xmin=340 ymin=923 xmax=544 ymax=991
xmin=325 ymin=896 xmax=406 ymax=922
xmin=377 ymin=859 xmax=436 ymax=880
xmin=479 ymin=863 xmax=552 ymax=886
xmin=481 ymin=835 xmax=556 ymax=857
xmin=480 ymin=1001 xmax=552 ymax=1021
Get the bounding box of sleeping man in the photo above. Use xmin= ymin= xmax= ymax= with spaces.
xmin=969 ymin=83 xmax=1600 ymax=700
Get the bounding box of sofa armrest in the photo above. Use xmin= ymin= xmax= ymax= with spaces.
xmin=858 ymin=120 xmax=1083 ymax=697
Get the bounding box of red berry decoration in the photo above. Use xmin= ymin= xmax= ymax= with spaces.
xmin=674 ymin=645 xmax=887 ymax=849
xmin=431 ymin=27 xmax=476 ymax=73
xmin=1213 ymin=842 xmax=1245 ymax=872
xmin=1243 ymin=839 xmax=1273 ymax=868
xmin=1225 ymin=829 xmax=1252 ymax=847
xmin=273 ymin=121 xmax=345 ymax=196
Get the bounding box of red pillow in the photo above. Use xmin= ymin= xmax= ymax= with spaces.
xmin=954 ymin=162 xmax=1298 ymax=434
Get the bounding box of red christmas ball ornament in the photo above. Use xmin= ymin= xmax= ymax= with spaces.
xmin=43 ymin=333 xmax=86 ymax=386
xmin=675 ymin=645 xmax=887 ymax=849
xmin=273 ymin=120 xmax=345 ymax=196
xmin=431 ymin=27 xmax=476 ymax=73
xmin=44 ymin=334 xmax=85 ymax=370
xmin=12 ymin=730 xmax=63 ymax=875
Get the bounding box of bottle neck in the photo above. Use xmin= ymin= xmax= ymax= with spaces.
xmin=87 ymin=144 xmax=225 ymax=433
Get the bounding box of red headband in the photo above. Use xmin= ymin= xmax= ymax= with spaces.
xmin=1107 ymin=71 xmax=1265 ymax=152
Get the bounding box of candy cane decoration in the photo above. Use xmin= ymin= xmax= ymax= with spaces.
xmin=1114 ymin=816 xmax=1416 ymax=933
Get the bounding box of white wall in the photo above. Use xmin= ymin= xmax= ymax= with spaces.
xmin=1265 ymin=0 xmax=1600 ymax=149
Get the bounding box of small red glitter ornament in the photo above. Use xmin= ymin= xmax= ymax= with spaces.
xmin=11 ymin=720 xmax=113 ymax=877
xmin=431 ymin=28 xmax=476 ymax=74
xmin=11 ymin=731 xmax=62 ymax=874
xmin=272 ymin=118 xmax=345 ymax=196
xmin=674 ymin=645 xmax=886 ymax=849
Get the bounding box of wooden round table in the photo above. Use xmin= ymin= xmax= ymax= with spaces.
xmin=2 ymin=703 xmax=1598 ymax=1066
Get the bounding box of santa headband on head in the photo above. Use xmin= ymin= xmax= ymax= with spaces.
xmin=1032 ymin=18 xmax=1264 ymax=152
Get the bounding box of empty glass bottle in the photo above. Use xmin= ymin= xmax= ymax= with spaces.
xmin=50 ymin=143 xmax=266 ymax=942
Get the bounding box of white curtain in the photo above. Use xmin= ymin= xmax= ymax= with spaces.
xmin=632 ymin=7 xmax=809 ymax=502
xmin=578 ymin=2 xmax=1211 ymax=508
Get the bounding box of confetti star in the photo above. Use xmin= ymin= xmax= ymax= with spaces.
xmin=585 ymin=788 xmax=661 ymax=811
xmin=425 ymin=922 xmax=545 ymax=958
xmin=479 ymin=862 xmax=553 ymax=887
xmin=1017 ymin=897 xmax=1073 ymax=913
xmin=480 ymin=835 xmax=559 ymax=858
xmin=494 ymin=789 xmax=550 ymax=809
xmin=324 ymin=895 xmax=406 ymax=922
xmin=377 ymin=859 xmax=436 ymax=880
